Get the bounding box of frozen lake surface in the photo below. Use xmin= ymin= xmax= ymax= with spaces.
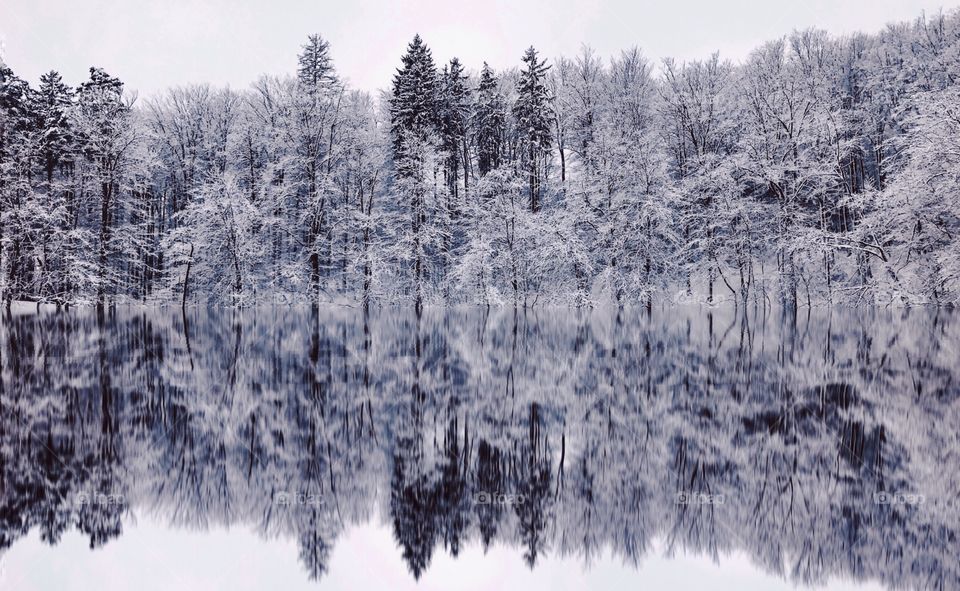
xmin=0 ymin=305 xmax=957 ymax=590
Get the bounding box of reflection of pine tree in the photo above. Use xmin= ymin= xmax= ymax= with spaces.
xmin=297 ymin=508 xmax=335 ymax=580
xmin=514 ymin=403 xmax=552 ymax=567
xmin=437 ymin=417 xmax=468 ymax=556
xmin=390 ymin=435 xmax=437 ymax=579
xmin=474 ymin=439 xmax=504 ymax=550
xmin=76 ymin=467 xmax=125 ymax=549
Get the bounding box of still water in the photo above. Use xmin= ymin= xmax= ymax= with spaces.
xmin=0 ymin=305 xmax=957 ymax=590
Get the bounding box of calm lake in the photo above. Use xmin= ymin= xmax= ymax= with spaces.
xmin=0 ymin=305 xmax=957 ymax=590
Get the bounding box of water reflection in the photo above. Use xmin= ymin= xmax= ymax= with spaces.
xmin=1 ymin=305 xmax=957 ymax=589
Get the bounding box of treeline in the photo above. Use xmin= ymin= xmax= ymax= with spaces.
xmin=1 ymin=11 xmax=960 ymax=308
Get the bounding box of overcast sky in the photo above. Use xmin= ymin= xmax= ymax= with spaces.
xmin=0 ymin=0 xmax=955 ymax=98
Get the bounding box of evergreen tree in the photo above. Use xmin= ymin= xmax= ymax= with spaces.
xmin=472 ymin=63 xmax=505 ymax=177
xmin=390 ymin=35 xmax=441 ymax=308
xmin=75 ymin=67 xmax=133 ymax=306
xmin=438 ymin=58 xmax=470 ymax=203
xmin=512 ymin=47 xmax=552 ymax=212
xmin=390 ymin=34 xmax=439 ymax=171
xmin=28 ymin=71 xmax=77 ymax=303
xmin=296 ymin=34 xmax=343 ymax=300
xmin=32 ymin=71 xmax=74 ymax=183
xmin=0 ymin=64 xmax=34 ymax=304
xmin=298 ymin=34 xmax=338 ymax=93
xmin=0 ymin=64 xmax=31 ymax=129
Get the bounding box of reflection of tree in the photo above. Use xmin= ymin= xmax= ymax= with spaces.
xmin=437 ymin=418 xmax=468 ymax=557
xmin=297 ymin=508 xmax=335 ymax=580
xmin=390 ymin=308 xmax=435 ymax=579
xmin=391 ymin=434 xmax=436 ymax=579
xmin=0 ymin=305 xmax=958 ymax=588
xmin=473 ymin=439 xmax=504 ymax=550
xmin=514 ymin=403 xmax=552 ymax=567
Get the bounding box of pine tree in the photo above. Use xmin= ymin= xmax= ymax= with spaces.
xmin=390 ymin=35 xmax=441 ymax=308
xmin=298 ymin=34 xmax=338 ymax=94
xmin=0 ymin=64 xmax=31 ymax=128
xmin=33 ymin=71 xmax=74 ymax=183
xmin=0 ymin=64 xmax=34 ymax=305
xmin=472 ymin=63 xmax=505 ymax=177
xmin=76 ymin=67 xmax=133 ymax=306
xmin=27 ymin=71 xmax=77 ymax=303
xmin=390 ymin=34 xmax=439 ymax=170
xmin=296 ymin=35 xmax=342 ymax=301
xmin=438 ymin=58 xmax=470 ymax=204
xmin=512 ymin=47 xmax=552 ymax=212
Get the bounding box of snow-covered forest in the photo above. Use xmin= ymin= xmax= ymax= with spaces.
xmin=2 ymin=10 xmax=960 ymax=307
xmin=1 ymin=306 xmax=957 ymax=586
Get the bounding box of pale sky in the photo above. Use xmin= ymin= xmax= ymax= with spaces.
xmin=0 ymin=0 xmax=956 ymax=98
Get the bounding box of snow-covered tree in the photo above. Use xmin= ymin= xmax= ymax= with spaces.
xmin=472 ymin=63 xmax=506 ymax=178
xmin=512 ymin=47 xmax=552 ymax=213
xmin=2 ymin=9 xmax=960 ymax=307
